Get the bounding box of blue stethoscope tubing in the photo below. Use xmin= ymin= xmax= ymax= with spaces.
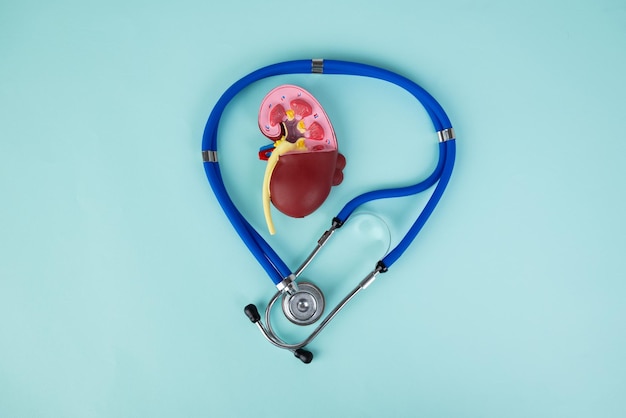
xmin=202 ymin=59 xmax=456 ymax=286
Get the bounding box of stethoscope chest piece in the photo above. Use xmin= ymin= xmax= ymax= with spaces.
xmin=282 ymin=282 xmax=325 ymax=326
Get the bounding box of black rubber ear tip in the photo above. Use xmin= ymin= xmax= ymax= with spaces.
xmin=294 ymin=349 xmax=313 ymax=364
xmin=244 ymin=304 xmax=261 ymax=323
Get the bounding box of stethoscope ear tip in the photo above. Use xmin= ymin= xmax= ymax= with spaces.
xmin=244 ymin=304 xmax=261 ymax=323
xmin=294 ymin=348 xmax=313 ymax=364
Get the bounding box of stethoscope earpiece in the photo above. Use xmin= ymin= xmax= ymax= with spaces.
xmin=244 ymin=304 xmax=261 ymax=324
xmin=203 ymin=59 xmax=456 ymax=363
xmin=293 ymin=348 xmax=314 ymax=364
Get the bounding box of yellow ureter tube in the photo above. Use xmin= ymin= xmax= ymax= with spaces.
xmin=262 ymin=140 xmax=298 ymax=235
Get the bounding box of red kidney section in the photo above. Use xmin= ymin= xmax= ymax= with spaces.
xmin=269 ymin=150 xmax=344 ymax=218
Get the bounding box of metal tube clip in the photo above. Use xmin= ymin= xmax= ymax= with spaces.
xmin=437 ymin=128 xmax=456 ymax=143
xmin=202 ymin=150 xmax=218 ymax=162
xmin=312 ymin=59 xmax=324 ymax=74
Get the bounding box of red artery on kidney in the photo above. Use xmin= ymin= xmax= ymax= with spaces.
xmin=258 ymin=85 xmax=346 ymax=235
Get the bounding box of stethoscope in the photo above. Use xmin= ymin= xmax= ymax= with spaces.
xmin=202 ymin=59 xmax=456 ymax=363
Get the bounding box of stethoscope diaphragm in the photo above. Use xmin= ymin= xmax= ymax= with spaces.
xmin=281 ymin=282 xmax=325 ymax=326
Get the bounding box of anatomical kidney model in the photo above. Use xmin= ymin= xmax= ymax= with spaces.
xmin=258 ymin=85 xmax=346 ymax=234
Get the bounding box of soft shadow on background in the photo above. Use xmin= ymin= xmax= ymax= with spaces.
xmin=1 ymin=0 xmax=625 ymax=417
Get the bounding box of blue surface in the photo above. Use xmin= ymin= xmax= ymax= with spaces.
xmin=1 ymin=0 xmax=625 ymax=417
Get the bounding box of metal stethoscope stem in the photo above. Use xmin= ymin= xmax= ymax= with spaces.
xmin=245 ymin=260 xmax=383 ymax=363
xmin=244 ymin=221 xmax=386 ymax=363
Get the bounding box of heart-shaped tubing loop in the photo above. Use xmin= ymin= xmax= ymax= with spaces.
xmin=202 ymin=59 xmax=456 ymax=286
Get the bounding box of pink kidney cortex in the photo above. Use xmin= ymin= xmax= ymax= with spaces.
xmin=258 ymin=85 xmax=345 ymax=222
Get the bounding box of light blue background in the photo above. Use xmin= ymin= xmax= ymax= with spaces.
xmin=1 ymin=0 xmax=625 ymax=417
